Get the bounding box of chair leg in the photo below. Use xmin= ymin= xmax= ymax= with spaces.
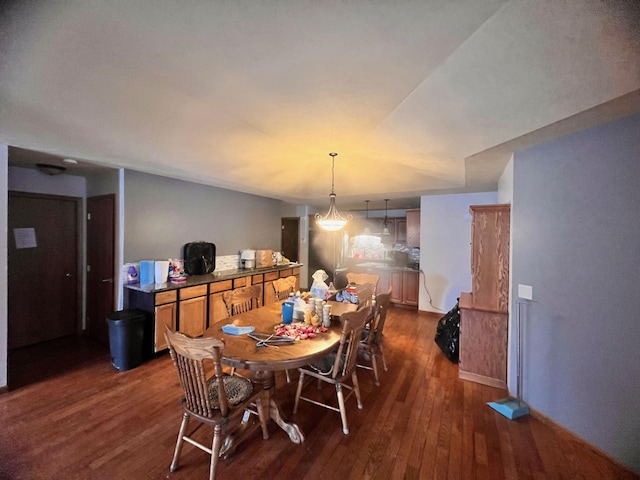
xmin=352 ymin=371 xmax=363 ymax=409
xmin=335 ymin=383 xmax=349 ymax=435
xmin=293 ymin=371 xmax=305 ymax=414
xmin=379 ymin=345 xmax=388 ymax=372
xmin=285 ymin=369 xmax=292 ymax=383
xmin=170 ymin=412 xmax=190 ymax=472
xmin=209 ymin=425 xmax=223 ymax=480
xmin=370 ymin=351 xmax=380 ymax=386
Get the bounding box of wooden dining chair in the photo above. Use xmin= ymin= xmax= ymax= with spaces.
xmin=164 ymin=327 xmax=269 ymax=480
xmin=293 ymin=306 xmax=374 ymax=434
xmin=358 ymin=289 xmax=392 ymax=386
xmin=272 ymin=275 xmax=297 ymax=302
xmin=223 ymin=285 xmax=261 ymax=316
xmin=222 ymin=285 xmax=261 ymax=376
xmin=346 ymin=272 xmax=380 ymax=294
xmin=355 ymin=283 xmax=375 ymax=310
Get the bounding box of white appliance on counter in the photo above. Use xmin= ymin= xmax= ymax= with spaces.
xmin=240 ymin=249 xmax=256 ymax=269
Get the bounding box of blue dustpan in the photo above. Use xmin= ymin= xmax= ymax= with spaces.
xmin=488 ymin=301 xmax=530 ymax=420
xmin=487 ymin=397 xmax=530 ymax=420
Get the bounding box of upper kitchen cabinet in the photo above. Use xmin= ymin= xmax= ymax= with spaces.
xmin=406 ymin=209 xmax=420 ymax=248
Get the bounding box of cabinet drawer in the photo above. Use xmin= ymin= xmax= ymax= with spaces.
xmin=180 ymin=285 xmax=207 ymax=300
xmin=252 ymin=274 xmax=264 ymax=284
xmin=292 ymin=267 xmax=300 ymax=276
xmin=264 ymin=272 xmax=279 ymax=282
xmin=209 ymin=280 xmax=233 ymax=294
xmin=279 ymin=268 xmax=293 ymax=278
xmin=233 ymin=277 xmax=249 ymax=288
xmin=155 ymin=290 xmax=177 ymax=305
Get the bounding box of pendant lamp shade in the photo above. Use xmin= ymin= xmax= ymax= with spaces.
xmin=315 ymin=153 xmax=351 ymax=231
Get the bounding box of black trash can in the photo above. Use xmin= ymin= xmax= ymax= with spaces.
xmin=106 ymin=309 xmax=148 ymax=371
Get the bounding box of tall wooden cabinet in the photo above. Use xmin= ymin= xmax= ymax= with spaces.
xmin=459 ymin=204 xmax=510 ymax=389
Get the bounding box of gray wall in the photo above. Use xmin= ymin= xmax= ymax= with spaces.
xmin=123 ymin=169 xmax=283 ymax=262
xmin=512 ymin=113 xmax=640 ymax=471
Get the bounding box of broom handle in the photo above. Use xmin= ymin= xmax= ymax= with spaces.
xmin=516 ymin=300 xmax=523 ymax=404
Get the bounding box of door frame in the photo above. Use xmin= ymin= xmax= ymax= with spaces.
xmin=8 ymin=191 xmax=84 ymax=338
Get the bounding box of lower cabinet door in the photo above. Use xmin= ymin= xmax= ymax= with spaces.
xmin=390 ymin=271 xmax=403 ymax=303
xmin=179 ymin=296 xmax=207 ymax=337
xmin=209 ymin=291 xmax=229 ymax=324
xmin=154 ymin=302 xmax=176 ymax=352
xmin=402 ymin=271 xmax=419 ymax=306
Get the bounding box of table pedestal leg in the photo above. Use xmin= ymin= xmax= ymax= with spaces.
xmin=220 ymin=370 xmax=304 ymax=458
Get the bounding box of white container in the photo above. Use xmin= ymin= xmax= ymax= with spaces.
xmin=240 ymin=249 xmax=256 ymax=269
xmin=155 ymin=260 xmax=170 ymax=283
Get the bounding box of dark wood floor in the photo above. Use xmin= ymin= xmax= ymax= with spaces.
xmin=1 ymin=307 xmax=637 ymax=479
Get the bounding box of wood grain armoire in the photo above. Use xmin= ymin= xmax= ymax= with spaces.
xmin=459 ymin=204 xmax=510 ymax=389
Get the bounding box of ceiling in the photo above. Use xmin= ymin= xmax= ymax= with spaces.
xmin=1 ymin=1 xmax=639 ymax=210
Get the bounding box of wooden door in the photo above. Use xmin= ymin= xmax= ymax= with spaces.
xmin=389 ymin=271 xmax=403 ymax=304
xmin=86 ymin=195 xmax=115 ymax=347
xmin=281 ymin=217 xmax=299 ymax=262
xmin=154 ymin=302 xmax=176 ymax=352
xmin=8 ymin=192 xmax=81 ymax=349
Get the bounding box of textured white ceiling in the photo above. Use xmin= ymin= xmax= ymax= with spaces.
xmin=1 ymin=0 xmax=639 ymax=209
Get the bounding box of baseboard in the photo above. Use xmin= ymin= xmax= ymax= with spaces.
xmin=0 ymin=385 xmax=8 ymax=395
xmin=529 ymin=406 xmax=639 ymax=477
xmin=459 ymin=370 xmax=507 ymax=390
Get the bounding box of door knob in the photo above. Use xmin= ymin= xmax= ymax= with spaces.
xmin=102 ymin=278 xmax=114 ymax=283
xmin=66 ymin=273 xmax=72 ymax=277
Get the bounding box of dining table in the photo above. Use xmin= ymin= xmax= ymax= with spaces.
xmin=204 ymin=299 xmax=357 ymax=455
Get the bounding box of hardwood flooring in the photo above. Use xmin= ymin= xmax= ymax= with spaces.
xmin=1 ymin=307 xmax=637 ymax=479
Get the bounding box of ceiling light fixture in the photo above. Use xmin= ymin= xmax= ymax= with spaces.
xmin=36 ymin=163 xmax=66 ymax=176
xmin=363 ymin=200 xmax=372 ymax=235
xmin=315 ymin=152 xmax=352 ymax=232
xmin=382 ymin=199 xmax=391 ymax=236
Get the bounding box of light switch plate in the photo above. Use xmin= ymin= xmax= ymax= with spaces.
xmin=518 ymin=284 xmax=533 ymax=300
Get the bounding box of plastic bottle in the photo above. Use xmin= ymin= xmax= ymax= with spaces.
xmin=326 ymin=281 xmax=337 ymax=300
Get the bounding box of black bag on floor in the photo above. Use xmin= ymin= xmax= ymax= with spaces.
xmin=434 ymin=299 xmax=460 ymax=363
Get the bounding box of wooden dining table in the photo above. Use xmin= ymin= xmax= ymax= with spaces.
xmin=204 ymin=300 xmax=357 ymax=453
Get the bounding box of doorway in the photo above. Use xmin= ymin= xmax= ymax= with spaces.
xmin=281 ymin=217 xmax=300 ymax=262
xmin=8 ymin=192 xmax=82 ymax=348
xmin=7 ymin=191 xmax=108 ymax=389
xmin=86 ymin=194 xmax=115 ymax=347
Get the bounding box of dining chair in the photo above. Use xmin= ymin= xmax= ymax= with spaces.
xmin=355 ymin=283 xmax=375 ymax=310
xmin=293 ymin=306 xmax=374 ymax=434
xmin=346 ymin=272 xmax=379 ymax=294
xmin=272 ymin=275 xmax=297 ymax=301
xmin=223 ymin=285 xmax=262 ymax=376
xmin=358 ymin=289 xmax=392 ymax=386
xmin=223 ymin=285 xmax=261 ymax=316
xmin=164 ymin=327 xmax=269 ymax=480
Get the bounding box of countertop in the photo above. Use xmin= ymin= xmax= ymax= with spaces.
xmin=125 ymin=263 xmax=302 ymax=294
xmin=350 ymin=261 xmax=420 ymax=272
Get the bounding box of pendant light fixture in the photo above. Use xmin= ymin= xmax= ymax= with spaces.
xmin=363 ymin=200 xmax=372 ymax=235
xmin=315 ymin=152 xmax=352 ymax=231
xmin=381 ymin=199 xmax=391 ymax=236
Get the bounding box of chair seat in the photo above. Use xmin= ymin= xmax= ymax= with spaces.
xmin=208 ymin=374 xmax=253 ymax=408
xmin=305 ymin=352 xmax=345 ymax=377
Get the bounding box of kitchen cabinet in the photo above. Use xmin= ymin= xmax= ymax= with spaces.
xmin=126 ymin=264 xmax=302 ymax=352
xmin=406 ymin=209 xmax=420 ymax=248
xmin=154 ymin=290 xmax=176 ymax=352
xmin=209 ymin=280 xmax=233 ymax=324
xmin=178 ymin=285 xmax=207 ymax=337
xmin=402 ymin=270 xmax=419 ymax=306
xmin=459 ymin=204 xmax=510 ymax=389
xmin=352 ymin=266 xmax=418 ymax=307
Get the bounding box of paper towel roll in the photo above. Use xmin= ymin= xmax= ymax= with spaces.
xmin=155 ymin=261 xmax=170 ymax=283
xmin=140 ymin=260 xmax=155 ymax=285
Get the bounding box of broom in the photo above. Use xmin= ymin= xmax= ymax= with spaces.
xmin=487 ymin=300 xmax=530 ymax=419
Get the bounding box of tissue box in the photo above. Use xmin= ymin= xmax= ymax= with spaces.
xmin=255 ymin=249 xmax=273 ymax=268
